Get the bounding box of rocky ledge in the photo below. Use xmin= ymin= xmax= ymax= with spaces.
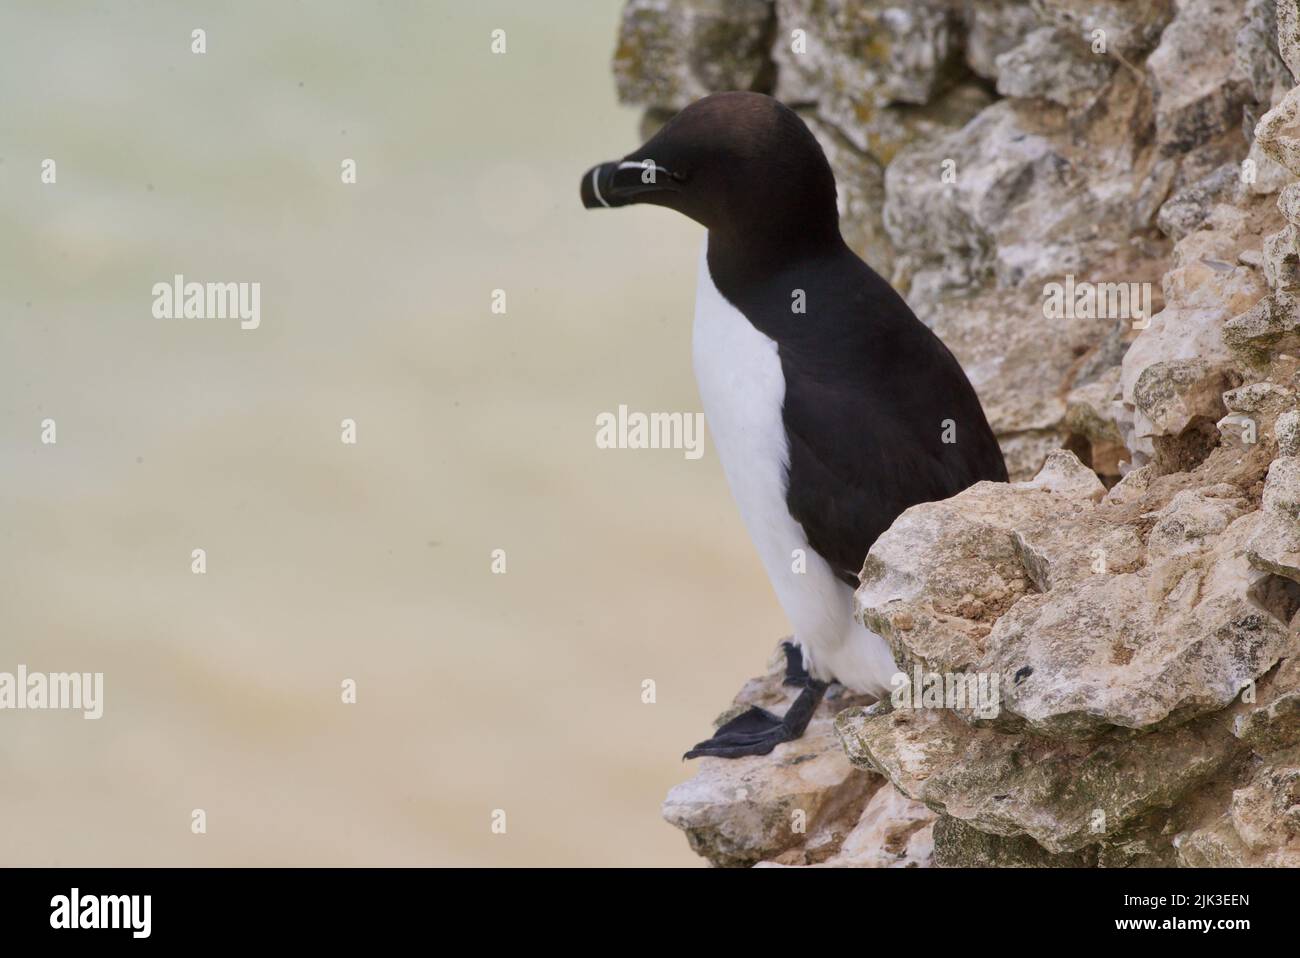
xmin=613 ymin=0 xmax=1300 ymax=866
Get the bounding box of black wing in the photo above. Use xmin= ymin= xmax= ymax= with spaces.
xmin=778 ymin=277 xmax=1007 ymax=585
xmin=706 ymin=239 xmax=1008 ymax=585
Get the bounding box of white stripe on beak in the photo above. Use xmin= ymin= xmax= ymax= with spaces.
xmin=591 ymin=167 xmax=610 ymax=208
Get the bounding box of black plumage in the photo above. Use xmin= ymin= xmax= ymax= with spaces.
xmin=710 ymin=240 xmax=1008 ymax=586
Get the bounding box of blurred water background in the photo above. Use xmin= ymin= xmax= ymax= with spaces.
xmin=0 ymin=0 xmax=787 ymax=865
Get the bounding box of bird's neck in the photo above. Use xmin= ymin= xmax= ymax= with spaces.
xmin=706 ymin=226 xmax=848 ymax=297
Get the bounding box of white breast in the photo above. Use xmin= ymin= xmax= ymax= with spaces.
xmin=691 ymin=242 xmax=897 ymax=695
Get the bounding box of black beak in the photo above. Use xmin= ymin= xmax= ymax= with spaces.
xmin=580 ymin=160 xmax=682 ymax=209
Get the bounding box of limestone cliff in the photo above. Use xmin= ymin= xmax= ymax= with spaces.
xmin=615 ymin=0 xmax=1300 ymax=867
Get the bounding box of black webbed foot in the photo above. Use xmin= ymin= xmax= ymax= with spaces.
xmin=683 ymin=642 xmax=828 ymax=759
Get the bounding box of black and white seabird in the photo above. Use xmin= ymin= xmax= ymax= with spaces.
xmin=580 ymin=92 xmax=1008 ymax=759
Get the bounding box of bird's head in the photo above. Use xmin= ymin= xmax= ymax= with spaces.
xmin=580 ymin=92 xmax=841 ymax=251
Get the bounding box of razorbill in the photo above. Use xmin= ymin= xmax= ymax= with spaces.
xmin=580 ymin=92 xmax=1008 ymax=759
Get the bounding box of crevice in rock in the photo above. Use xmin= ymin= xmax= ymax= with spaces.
xmin=1061 ymin=430 xmax=1112 ymax=484
xmin=1249 ymin=572 xmax=1300 ymax=626
xmin=1151 ymin=416 xmax=1223 ymax=474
